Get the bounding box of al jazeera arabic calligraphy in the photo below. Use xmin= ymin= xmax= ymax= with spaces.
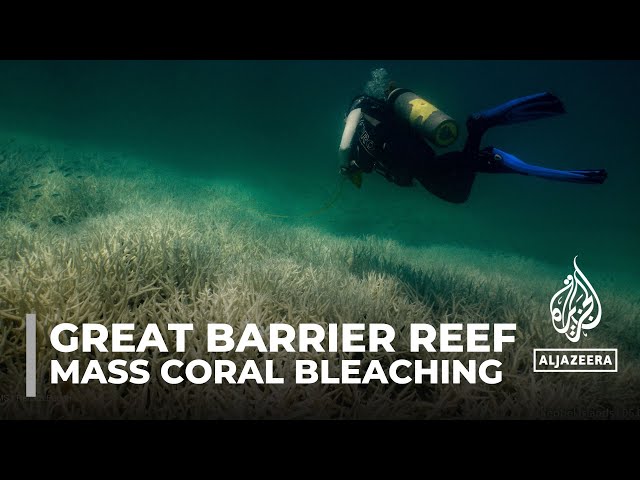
xmin=550 ymin=256 xmax=602 ymax=343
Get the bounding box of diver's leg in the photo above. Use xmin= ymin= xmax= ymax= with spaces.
xmin=463 ymin=117 xmax=486 ymax=158
xmin=478 ymin=147 xmax=608 ymax=184
xmin=414 ymin=151 xmax=476 ymax=204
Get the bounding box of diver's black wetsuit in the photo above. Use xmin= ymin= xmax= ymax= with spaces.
xmin=342 ymin=95 xmax=486 ymax=203
xmin=340 ymin=94 xmax=607 ymax=203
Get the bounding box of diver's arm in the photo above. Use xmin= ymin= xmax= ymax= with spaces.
xmin=339 ymin=107 xmax=362 ymax=171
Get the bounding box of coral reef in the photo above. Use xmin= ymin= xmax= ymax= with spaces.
xmin=0 ymin=137 xmax=638 ymax=419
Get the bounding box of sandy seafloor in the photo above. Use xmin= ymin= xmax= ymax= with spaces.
xmin=0 ymin=60 xmax=638 ymax=419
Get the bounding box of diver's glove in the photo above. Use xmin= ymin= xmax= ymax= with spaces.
xmin=340 ymin=162 xmax=363 ymax=189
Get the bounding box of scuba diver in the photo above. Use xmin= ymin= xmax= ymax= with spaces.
xmin=339 ymin=69 xmax=608 ymax=203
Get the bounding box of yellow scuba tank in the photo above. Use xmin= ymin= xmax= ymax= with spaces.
xmin=387 ymin=88 xmax=459 ymax=147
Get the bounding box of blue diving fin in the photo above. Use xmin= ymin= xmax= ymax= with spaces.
xmin=491 ymin=148 xmax=608 ymax=184
xmin=470 ymin=92 xmax=566 ymax=130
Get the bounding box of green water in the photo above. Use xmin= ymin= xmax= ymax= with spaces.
xmin=0 ymin=60 xmax=638 ymax=289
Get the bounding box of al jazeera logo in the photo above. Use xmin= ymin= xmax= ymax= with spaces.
xmin=533 ymin=256 xmax=617 ymax=373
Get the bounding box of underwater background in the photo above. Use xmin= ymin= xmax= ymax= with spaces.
xmin=0 ymin=60 xmax=637 ymax=287
xmin=0 ymin=60 xmax=638 ymax=419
